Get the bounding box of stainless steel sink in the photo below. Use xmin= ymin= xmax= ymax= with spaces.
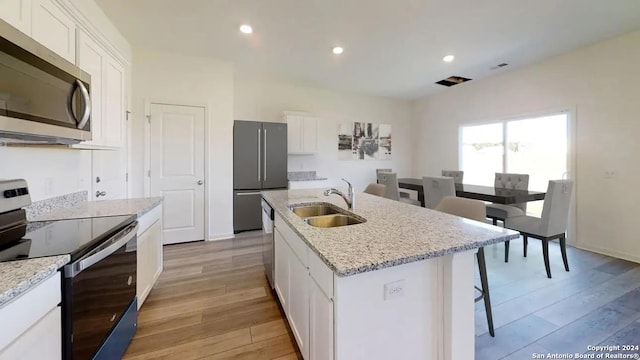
xmin=289 ymin=203 xmax=342 ymax=218
xmin=304 ymin=214 xmax=365 ymax=228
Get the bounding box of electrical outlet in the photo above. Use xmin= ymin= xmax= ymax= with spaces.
xmin=604 ymin=170 xmax=616 ymax=179
xmin=384 ymin=280 xmax=406 ymax=300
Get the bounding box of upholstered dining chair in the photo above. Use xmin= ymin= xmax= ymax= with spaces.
xmin=377 ymin=172 xmax=421 ymax=206
xmin=486 ymin=173 xmax=530 ymax=262
xmin=434 ymin=196 xmax=495 ymax=337
xmin=441 ymin=170 xmax=464 ymax=184
xmin=363 ymin=183 xmax=386 ymax=197
xmin=504 ymin=180 xmax=574 ymax=279
xmin=376 ymin=169 xmax=411 ymax=199
xmin=422 ymin=176 xmax=455 ymax=209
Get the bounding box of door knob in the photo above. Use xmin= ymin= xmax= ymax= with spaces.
xmin=96 ymin=191 xmax=107 ymax=198
xmin=197 ymin=180 xmax=204 ymax=185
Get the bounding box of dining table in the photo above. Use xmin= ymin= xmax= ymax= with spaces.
xmin=398 ymin=178 xmax=546 ymax=208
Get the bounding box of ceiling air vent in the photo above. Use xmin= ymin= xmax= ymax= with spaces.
xmin=491 ymin=63 xmax=509 ymax=70
xmin=435 ymin=76 xmax=472 ymax=87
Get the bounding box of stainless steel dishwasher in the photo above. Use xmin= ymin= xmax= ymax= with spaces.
xmin=261 ymin=199 xmax=275 ymax=289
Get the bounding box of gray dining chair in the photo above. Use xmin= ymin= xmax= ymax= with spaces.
xmin=487 ymin=173 xmax=529 ymax=261
xmin=378 ymin=172 xmax=421 ymax=206
xmin=376 ymin=169 xmax=411 ymax=199
xmin=504 ymin=180 xmax=574 ymax=278
xmin=422 ymin=176 xmax=455 ymax=209
xmin=363 ymin=183 xmax=386 ymax=197
xmin=435 ymin=196 xmax=495 ymax=337
xmin=441 ymin=170 xmax=464 ymax=184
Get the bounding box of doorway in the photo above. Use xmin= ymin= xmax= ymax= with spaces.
xmin=147 ymin=103 xmax=206 ymax=244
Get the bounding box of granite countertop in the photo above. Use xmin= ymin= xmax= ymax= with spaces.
xmin=0 ymin=255 xmax=70 ymax=307
xmin=288 ymin=171 xmax=328 ymax=182
xmin=262 ymin=189 xmax=519 ymax=277
xmin=31 ymin=197 xmax=163 ymax=221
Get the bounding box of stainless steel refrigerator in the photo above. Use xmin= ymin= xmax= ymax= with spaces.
xmin=233 ymin=120 xmax=288 ymax=233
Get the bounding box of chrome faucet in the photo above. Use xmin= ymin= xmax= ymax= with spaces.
xmin=324 ymin=178 xmax=354 ymax=210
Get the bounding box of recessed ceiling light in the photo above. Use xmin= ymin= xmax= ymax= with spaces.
xmin=332 ymin=46 xmax=344 ymax=55
xmin=443 ymin=55 xmax=455 ymax=63
xmin=239 ymin=24 xmax=253 ymax=34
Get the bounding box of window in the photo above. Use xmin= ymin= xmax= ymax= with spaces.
xmin=460 ymin=112 xmax=569 ymax=216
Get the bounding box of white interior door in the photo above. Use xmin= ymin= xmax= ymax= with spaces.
xmin=149 ymin=103 xmax=205 ymax=244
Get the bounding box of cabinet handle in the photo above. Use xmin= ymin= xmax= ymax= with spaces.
xmin=96 ymin=191 xmax=107 ymax=198
xmin=257 ymin=129 xmax=261 ymax=182
xmin=127 ymin=275 xmax=132 ymax=286
xmin=264 ymin=129 xmax=267 ymax=181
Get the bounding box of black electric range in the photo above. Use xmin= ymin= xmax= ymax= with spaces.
xmin=0 ymin=215 xmax=135 ymax=262
xmin=0 ymin=179 xmax=139 ymax=360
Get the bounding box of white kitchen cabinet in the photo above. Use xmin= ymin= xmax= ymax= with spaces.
xmin=285 ymin=113 xmax=318 ymax=155
xmin=31 ymin=0 xmax=75 ymax=63
xmin=136 ymin=205 xmax=163 ymax=309
xmin=0 ymin=0 xmax=32 ymax=35
xmin=289 ymin=251 xmax=309 ymax=360
xmin=0 ymin=307 xmax=61 ymax=360
xmin=103 ymin=57 xmax=125 ymax=147
xmin=75 ymin=30 xmax=126 ymax=149
xmin=274 ymin=216 xmax=333 ymax=360
xmin=76 ymin=30 xmax=103 ymax=145
xmin=274 ymin=229 xmax=290 ymax=311
xmin=0 ymin=273 xmax=61 ymax=360
xmin=309 ymin=278 xmax=334 ymax=360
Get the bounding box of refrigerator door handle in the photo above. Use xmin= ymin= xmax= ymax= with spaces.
xmin=264 ymin=128 xmax=267 ymax=182
xmin=257 ymin=128 xmax=261 ymax=182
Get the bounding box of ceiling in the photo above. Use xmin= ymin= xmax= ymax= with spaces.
xmin=94 ymin=0 xmax=640 ymax=99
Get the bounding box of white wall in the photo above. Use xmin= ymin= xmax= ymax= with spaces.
xmin=131 ymin=49 xmax=235 ymax=240
xmin=234 ymin=77 xmax=414 ymax=192
xmin=413 ymin=29 xmax=640 ymax=262
xmin=0 ymin=146 xmax=91 ymax=201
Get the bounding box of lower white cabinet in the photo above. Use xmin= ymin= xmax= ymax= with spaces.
xmin=288 ymin=251 xmax=309 ymax=359
xmin=309 ymin=278 xmax=333 ymax=360
xmin=274 ymin=230 xmax=290 ymax=311
xmin=274 ymin=216 xmax=334 ymax=360
xmin=0 ymin=307 xmax=61 ymax=360
xmin=136 ymin=205 xmax=163 ymax=309
xmin=0 ymin=272 xmax=61 ymax=360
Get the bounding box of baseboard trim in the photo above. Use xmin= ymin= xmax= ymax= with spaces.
xmin=208 ymin=233 xmax=235 ymax=241
xmin=576 ymin=244 xmax=640 ymax=264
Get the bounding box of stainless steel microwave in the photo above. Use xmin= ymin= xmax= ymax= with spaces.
xmin=0 ymin=19 xmax=91 ymax=144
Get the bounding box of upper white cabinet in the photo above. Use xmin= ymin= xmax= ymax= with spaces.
xmin=0 ymin=0 xmax=32 ymax=35
xmin=31 ymin=0 xmax=76 ymax=63
xmin=103 ymin=57 xmax=125 ymax=147
xmin=76 ymin=30 xmax=126 ymax=148
xmin=76 ymin=30 xmax=103 ymax=144
xmin=285 ymin=112 xmax=318 ymax=155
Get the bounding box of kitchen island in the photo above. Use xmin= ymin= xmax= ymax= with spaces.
xmin=262 ymin=189 xmax=519 ymax=360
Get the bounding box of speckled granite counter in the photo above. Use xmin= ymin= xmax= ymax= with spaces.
xmin=262 ymin=189 xmax=519 ymax=277
xmin=0 ymin=255 xmax=69 ymax=307
xmin=30 ymin=197 xmax=163 ymax=221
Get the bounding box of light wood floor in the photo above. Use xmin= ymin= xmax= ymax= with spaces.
xmin=123 ymin=232 xmax=640 ymax=360
xmin=122 ymin=232 xmax=302 ymax=360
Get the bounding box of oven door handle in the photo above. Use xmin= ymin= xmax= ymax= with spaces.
xmin=65 ymin=222 xmax=138 ymax=278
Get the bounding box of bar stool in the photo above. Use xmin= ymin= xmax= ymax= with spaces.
xmin=435 ymin=196 xmax=495 ymax=337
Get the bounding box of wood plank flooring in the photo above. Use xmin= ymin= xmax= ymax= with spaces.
xmin=123 ymin=232 xmax=640 ymax=360
xmin=122 ymin=232 xmax=302 ymax=360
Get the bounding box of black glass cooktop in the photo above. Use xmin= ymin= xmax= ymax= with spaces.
xmin=0 ymin=215 xmax=136 ymax=262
